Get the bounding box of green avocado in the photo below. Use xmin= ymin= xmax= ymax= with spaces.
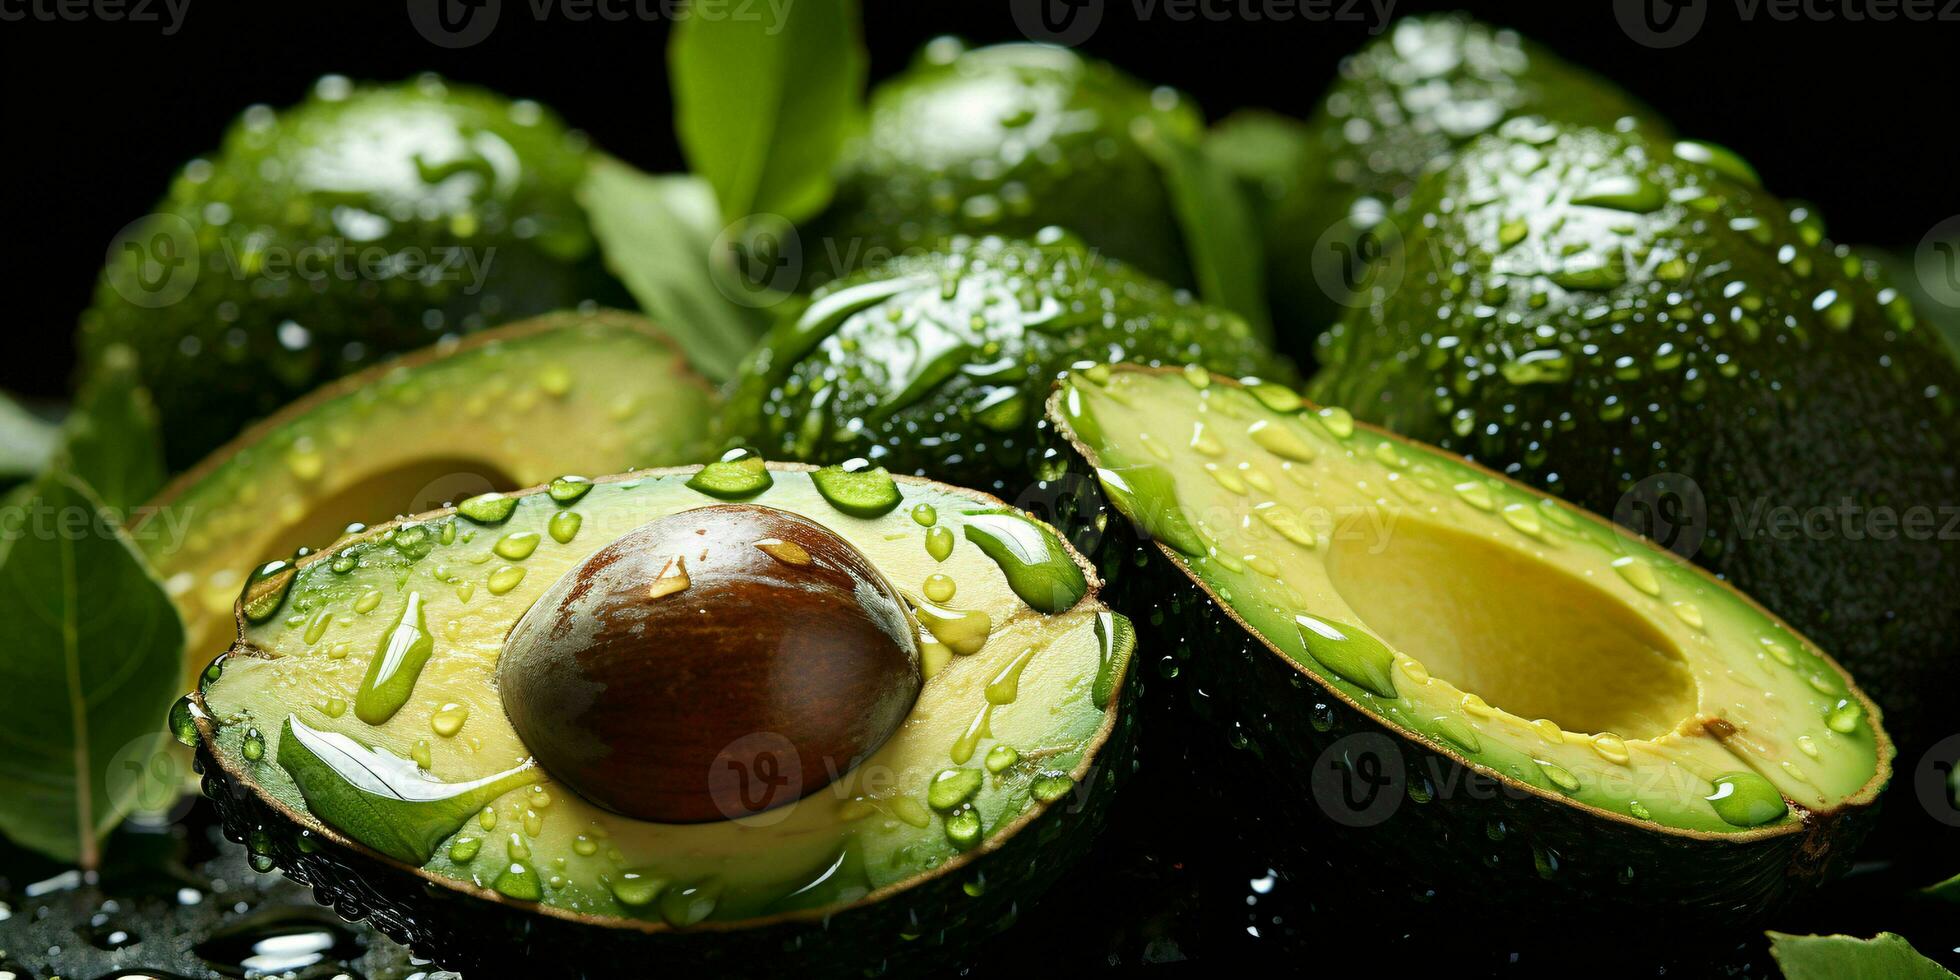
xmin=80 ymin=74 xmax=616 ymax=467
xmin=729 ymin=232 xmax=1287 ymax=493
xmin=809 ymin=40 xmax=1198 ymax=287
xmin=181 ymin=463 xmax=1137 ymax=975
xmin=1217 ymin=14 xmax=1656 ymax=359
xmin=1307 ymin=119 xmax=1960 ymax=761
xmin=1049 ymin=364 xmax=1889 ymax=923
xmin=139 ymin=310 xmax=718 ymax=690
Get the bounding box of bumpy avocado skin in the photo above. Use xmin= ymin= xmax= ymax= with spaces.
xmin=1036 ymin=375 xmax=1878 ymax=929
xmin=1256 ymin=15 xmax=1655 ymax=359
xmin=808 ymin=42 xmax=1197 ymax=287
xmin=1308 ymin=121 xmax=1960 ymax=761
xmin=731 ymin=234 xmax=1285 ymax=493
xmin=80 ymin=76 xmax=614 ymax=467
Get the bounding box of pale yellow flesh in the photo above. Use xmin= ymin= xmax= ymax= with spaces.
xmin=202 ymin=471 xmax=1114 ymax=922
xmin=145 ymin=317 xmax=718 ymax=674
xmin=1063 ymin=367 xmax=1883 ymax=833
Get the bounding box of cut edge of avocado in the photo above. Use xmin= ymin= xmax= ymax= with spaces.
xmin=141 ymin=309 xmax=721 ymax=690
xmin=185 ymin=462 xmax=1137 ymax=946
xmin=1049 ymin=364 xmax=1892 ymax=837
xmin=1043 ymin=364 xmax=1889 ymax=922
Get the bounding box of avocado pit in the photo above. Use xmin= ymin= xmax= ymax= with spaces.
xmin=497 ymin=504 xmax=923 ymax=823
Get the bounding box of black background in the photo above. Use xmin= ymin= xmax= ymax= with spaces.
xmin=1 ymin=0 xmax=1954 ymax=399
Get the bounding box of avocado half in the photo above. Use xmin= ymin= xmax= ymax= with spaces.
xmin=1047 ymin=364 xmax=1889 ymax=925
xmin=80 ymin=75 xmax=615 ymax=466
xmin=811 ymin=40 xmax=1198 ymax=287
xmin=140 ymin=310 xmax=719 ymax=688
xmin=1309 ymin=118 xmax=1960 ymax=764
xmin=730 ymin=231 xmax=1284 ymax=494
xmin=178 ymin=463 xmax=1138 ymax=976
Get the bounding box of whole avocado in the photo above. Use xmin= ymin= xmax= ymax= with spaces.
xmin=1226 ymin=15 xmax=1656 ymax=360
xmin=731 ymin=231 xmax=1285 ymax=492
xmin=1309 ymin=119 xmax=1960 ymax=760
xmin=808 ymin=40 xmax=1199 ymax=288
xmin=80 ymin=74 xmax=613 ymax=466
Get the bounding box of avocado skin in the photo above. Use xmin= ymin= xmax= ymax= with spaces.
xmin=79 ymin=76 xmax=616 ymax=467
xmin=730 ymin=234 xmax=1286 ymax=494
xmin=1249 ymin=14 xmax=1655 ymax=361
xmin=191 ymin=659 xmax=1140 ymax=978
xmin=1034 ymin=393 xmax=1877 ymax=928
xmin=1308 ymin=122 xmax=1960 ymax=765
xmin=807 ymin=42 xmax=1196 ymax=288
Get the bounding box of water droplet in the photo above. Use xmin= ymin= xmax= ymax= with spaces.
xmin=355 ymin=592 xmax=435 ymax=725
xmin=494 ymin=531 xmax=540 ymax=561
xmin=457 ymin=493 xmax=519 ymax=525
xmin=1294 ymin=614 xmax=1397 ymax=698
xmin=548 ymin=511 xmax=582 ymax=544
xmin=985 ymin=745 xmax=1019 ymax=773
xmin=928 ymin=768 xmax=984 ymax=811
xmin=755 ymin=538 xmax=813 ymax=567
xmin=923 ymin=573 xmax=956 ymax=602
xmin=1706 ymin=771 xmax=1788 ymax=827
xmin=488 ymin=565 xmax=527 ymax=596
xmin=925 ymin=524 xmax=956 ymax=561
xmin=432 ymin=703 xmax=469 ymax=738
xmin=548 ymin=476 xmax=593 ymax=504
xmin=1611 ymin=556 xmax=1662 ymax=596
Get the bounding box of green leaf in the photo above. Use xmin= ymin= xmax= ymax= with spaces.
xmin=1207 ymin=110 xmax=1315 ymax=195
xmin=579 ymin=158 xmax=773 ymax=382
xmin=276 ymin=715 xmax=538 ymax=866
xmin=0 ymin=390 xmax=60 ymax=482
xmin=1927 ymin=873 xmax=1960 ymax=902
xmin=57 ymin=344 xmax=166 ymax=513
xmin=1767 ymin=931 xmax=1956 ymax=980
xmin=669 ymin=0 xmax=864 ymax=223
xmin=0 ymin=471 xmax=185 ymax=867
xmin=1138 ymin=119 xmax=1272 ymax=342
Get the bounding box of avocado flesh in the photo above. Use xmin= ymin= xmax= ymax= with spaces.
xmin=812 ymin=41 xmax=1197 ymax=287
xmin=144 ymin=311 xmax=717 ymax=684
xmin=195 ymin=466 xmax=1132 ymax=929
xmin=1234 ymin=14 xmax=1656 ymax=356
xmin=80 ymin=75 xmax=611 ymax=466
xmin=1307 ymin=119 xmax=1960 ymax=759
xmin=731 ymin=233 xmax=1285 ymax=493
xmin=1050 ymin=366 xmax=1888 ymax=916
